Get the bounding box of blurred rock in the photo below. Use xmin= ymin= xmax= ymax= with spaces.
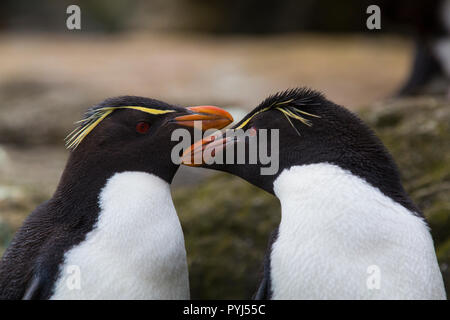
xmin=0 ymin=184 xmax=49 ymax=237
xmin=174 ymin=173 xmax=280 ymax=299
xmin=0 ymin=217 xmax=12 ymax=258
xmin=0 ymin=78 xmax=97 ymax=146
xmin=0 ymin=182 xmax=50 ymax=257
xmin=0 ymin=145 xmax=9 ymax=172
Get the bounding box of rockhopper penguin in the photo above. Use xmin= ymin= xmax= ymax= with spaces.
xmin=0 ymin=96 xmax=232 ymax=299
xmin=182 ymin=88 xmax=446 ymax=299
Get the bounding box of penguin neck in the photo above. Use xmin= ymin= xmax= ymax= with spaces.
xmin=52 ymin=152 xmax=176 ymax=217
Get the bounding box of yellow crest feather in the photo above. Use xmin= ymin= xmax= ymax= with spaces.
xmin=236 ymin=99 xmax=320 ymax=134
xmin=66 ymin=106 xmax=175 ymax=150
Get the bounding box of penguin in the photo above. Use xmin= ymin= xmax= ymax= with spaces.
xmin=181 ymin=88 xmax=446 ymax=299
xmin=0 ymin=96 xmax=233 ymax=300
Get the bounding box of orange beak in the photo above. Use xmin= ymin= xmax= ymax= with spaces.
xmin=181 ymin=132 xmax=231 ymax=167
xmin=173 ymin=106 xmax=233 ymax=130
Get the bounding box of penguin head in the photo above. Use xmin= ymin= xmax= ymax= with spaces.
xmin=181 ymin=88 xmax=410 ymax=206
xmin=64 ymin=96 xmax=233 ymax=183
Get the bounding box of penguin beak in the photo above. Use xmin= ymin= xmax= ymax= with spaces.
xmin=173 ymin=106 xmax=233 ymax=130
xmin=181 ymin=131 xmax=231 ymax=166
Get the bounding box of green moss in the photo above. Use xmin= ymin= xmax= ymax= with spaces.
xmin=174 ymin=174 xmax=279 ymax=299
xmin=373 ymin=110 xmax=403 ymax=128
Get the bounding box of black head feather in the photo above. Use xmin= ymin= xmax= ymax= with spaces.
xmin=66 ymin=96 xmax=177 ymax=150
xmin=209 ymin=87 xmax=421 ymax=215
xmin=234 ymin=87 xmax=324 ymax=131
xmin=256 ymin=87 xmax=325 ymax=111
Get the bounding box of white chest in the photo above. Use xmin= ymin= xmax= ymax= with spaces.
xmin=50 ymin=172 xmax=189 ymax=300
xmin=270 ymin=163 xmax=446 ymax=300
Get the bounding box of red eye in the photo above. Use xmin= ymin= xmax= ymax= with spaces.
xmin=136 ymin=121 xmax=150 ymax=134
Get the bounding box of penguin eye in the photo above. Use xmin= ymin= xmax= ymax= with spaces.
xmin=136 ymin=121 xmax=150 ymax=134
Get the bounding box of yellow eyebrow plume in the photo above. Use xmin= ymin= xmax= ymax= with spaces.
xmin=234 ymin=100 xmax=320 ymax=135
xmin=121 ymin=106 xmax=175 ymax=115
xmin=66 ymin=109 xmax=114 ymax=150
xmin=65 ymin=106 xmax=175 ymax=150
xmin=235 ymin=107 xmax=270 ymax=129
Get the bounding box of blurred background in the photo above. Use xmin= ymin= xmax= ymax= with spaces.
xmin=0 ymin=0 xmax=449 ymax=299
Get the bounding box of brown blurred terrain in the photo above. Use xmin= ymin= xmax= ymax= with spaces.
xmin=1 ymin=32 xmax=449 ymax=299
xmin=0 ymin=32 xmax=410 ymax=110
